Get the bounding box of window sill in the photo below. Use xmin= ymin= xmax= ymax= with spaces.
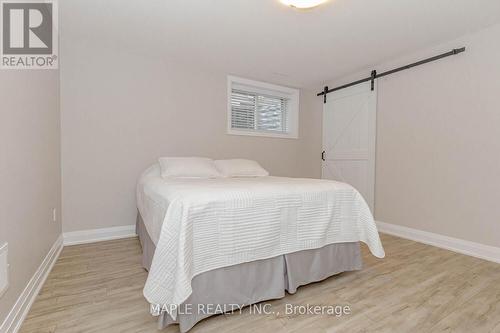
xmin=227 ymin=129 xmax=298 ymax=139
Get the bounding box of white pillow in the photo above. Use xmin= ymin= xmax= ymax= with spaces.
xmin=158 ymin=157 xmax=222 ymax=179
xmin=214 ymin=159 xmax=269 ymax=177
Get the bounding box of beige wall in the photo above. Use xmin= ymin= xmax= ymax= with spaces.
xmin=60 ymin=42 xmax=322 ymax=232
xmin=324 ymin=23 xmax=500 ymax=247
xmin=0 ymin=70 xmax=61 ymax=323
xmin=61 ymin=7 xmax=500 ymax=249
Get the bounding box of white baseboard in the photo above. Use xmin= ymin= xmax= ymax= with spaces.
xmin=0 ymin=226 xmax=137 ymax=332
xmin=376 ymin=221 xmax=500 ymax=264
xmin=63 ymin=225 xmax=136 ymax=246
xmin=0 ymin=234 xmax=63 ymax=333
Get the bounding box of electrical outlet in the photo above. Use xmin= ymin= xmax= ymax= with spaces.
xmin=0 ymin=243 xmax=8 ymax=298
xmin=52 ymin=208 xmax=57 ymax=222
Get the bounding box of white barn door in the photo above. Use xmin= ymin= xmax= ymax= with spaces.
xmin=322 ymin=82 xmax=377 ymax=212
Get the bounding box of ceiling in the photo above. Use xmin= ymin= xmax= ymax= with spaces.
xmin=61 ymin=0 xmax=500 ymax=88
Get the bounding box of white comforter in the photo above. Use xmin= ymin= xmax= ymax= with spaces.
xmin=137 ymin=165 xmax=385 ymax=319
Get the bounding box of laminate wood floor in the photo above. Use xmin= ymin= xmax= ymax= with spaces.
xmin=20 ymin=234 xmax=500 ymax=333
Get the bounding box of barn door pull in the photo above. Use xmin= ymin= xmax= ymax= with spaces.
xmin=321 ymin=151 xmax=326 ymax=161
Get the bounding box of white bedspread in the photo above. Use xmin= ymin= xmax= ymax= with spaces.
xmin=137 ymin=165 xmax=385 ymax=319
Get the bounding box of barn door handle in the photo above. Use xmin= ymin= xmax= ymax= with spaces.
xmin=321 ymin=151 xmax=326 ymax=161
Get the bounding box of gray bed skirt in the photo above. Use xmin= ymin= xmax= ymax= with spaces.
xmin=137 ymin=214 xmax=362 ymax=332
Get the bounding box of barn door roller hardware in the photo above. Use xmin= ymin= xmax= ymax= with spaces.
xmin=318 ymin=47 xmax=465 ymax=103
xmin=370 ymin=70 xmax=377 ymax=91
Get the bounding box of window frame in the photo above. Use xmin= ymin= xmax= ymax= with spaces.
xmin=227 ymin=75 xmax=299 ymax=139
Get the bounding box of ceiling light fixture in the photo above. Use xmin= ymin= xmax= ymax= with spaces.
xmin=279 ymin=0 xmax=328 ymax=9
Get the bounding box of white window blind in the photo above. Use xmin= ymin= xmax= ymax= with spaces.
xmin=231 ymin=89 xmax=289 ymax=133
xmin=227 ymin=76 xmax=299 ymax=139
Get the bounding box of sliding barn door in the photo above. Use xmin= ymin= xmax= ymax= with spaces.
xmin=322 ymin=82 xmax=377 ymax=212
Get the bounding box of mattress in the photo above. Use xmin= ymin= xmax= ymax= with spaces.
xmin=137 ymin=164 xmax=385 ymax=319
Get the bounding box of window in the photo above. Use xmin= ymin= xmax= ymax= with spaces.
xmin=227 ymin=76 xmax=299 ymax=139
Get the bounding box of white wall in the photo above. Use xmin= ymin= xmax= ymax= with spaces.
xmin=0 ymin=70 xmax=61 ymax=324
xmin=324 ymin=23 xmax=500 ymax=247
xmin=60 ymin=41 xmax=323 ymax=232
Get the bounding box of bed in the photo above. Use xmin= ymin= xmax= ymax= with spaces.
xmin=136 ymin=162 xmax=385 ymax=332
